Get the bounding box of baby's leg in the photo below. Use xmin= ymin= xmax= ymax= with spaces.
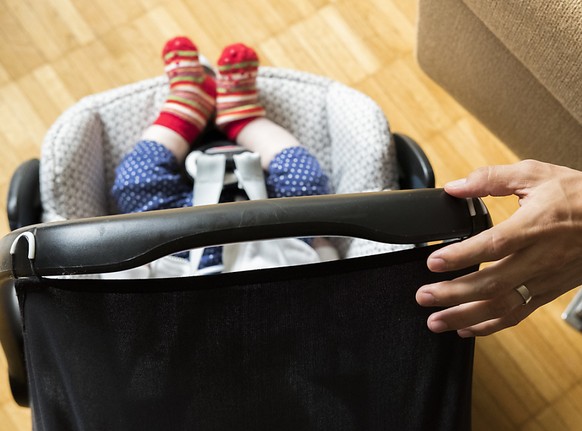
xmin=144 ymin=36 xmax=216 ymax=163
xmin=237 ymin=118 xmax=302 ymax=171
xmin=216 ymin=43 xmax=298 ymax=170
xmin=215 ymin=42 xmax=329 ymax=197
xmin=113 ymin=36 xmax=216 ymax=213
xmin=265 ymin=146 xmax=329 ymax=198
xmin=112 ymin=140 xmax=193 ymax=213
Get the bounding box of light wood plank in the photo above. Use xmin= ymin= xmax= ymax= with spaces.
xmin=45 ymin=0 xmax=95 ymax=45
xmin=472 ymin=374 xmax=517 ymax=431
xmin=0 ymin=6 xmax=45 ymax=80
xmin=526 ymin=384 xmax=582 ymax=431
xmin=475 ymin=336 xmax=548 ymax=425
xmin=16 ymin=74 xmax=62 ymax=128
xmin=92 ymin=0 xmax=145 ymax=28
xmin=319 ymin=6 xmax=381 ymax=77
xmin=5 ymin=0 xmax=79 ymax=61
xmin=31 ymin=65 xmax=77 ymax=113
xmin=159 ymin=3 xmax=222 ymax=60
xmin=0 ymin=84 xmax=46 ymax=147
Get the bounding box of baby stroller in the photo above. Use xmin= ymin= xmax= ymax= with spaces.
xmin=0 ymin=67 xmax=490 ymax=430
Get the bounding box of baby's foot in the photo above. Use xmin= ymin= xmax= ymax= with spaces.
xmin=215 ymin=43 xmax=266 ymax=141
xmin=153 ymin=36 xmax=216 ymax=144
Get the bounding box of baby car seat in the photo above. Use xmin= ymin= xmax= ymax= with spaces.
xmin=0 ymin=68 xmax=491 ymax=431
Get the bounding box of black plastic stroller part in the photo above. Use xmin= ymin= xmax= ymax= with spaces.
xmin=16 ymin=245 xmax=478 ymax=430
xmin=1 ymin=189 xmax=491 ymax=279
xmin=3 ymin=159 xmax=41 ymax=407
xmin=7 ymin=159 xmax=42 ymax=231
xmin=0 ymin=273 xmax=26 ymax=406
xmin=394 ymin=133 xmax=435 ymax=189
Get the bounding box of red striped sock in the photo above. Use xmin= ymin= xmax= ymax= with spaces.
xmin=215 ymin=43 xmax=266 ymax=141
xmin=153 ymin=36 xmax=216 ymax=144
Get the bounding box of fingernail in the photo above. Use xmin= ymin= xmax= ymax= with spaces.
xmin=427 ymin=256 xmax=446 ymax=271
xmin=445 ymin=178 xmax=467 ymax=189
xmin=458 ymin=329 xmax=475 ymax=338
xmin=428 ymin=318 xmax=448 ymax=333
xmin=417 ymin=290 xmax=436 ymax=306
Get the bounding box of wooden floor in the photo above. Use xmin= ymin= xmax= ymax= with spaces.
xmin=0 ymin=1 xmax=581 ymax=429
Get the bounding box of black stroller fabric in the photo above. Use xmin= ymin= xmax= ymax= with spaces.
xmin=17 ymin=244 xmax=475 ymax=431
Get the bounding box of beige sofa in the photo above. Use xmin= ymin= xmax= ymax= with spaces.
xmin=416 ymin=0 xmax=582 ymax=170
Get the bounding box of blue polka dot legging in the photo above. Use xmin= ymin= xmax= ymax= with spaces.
xmin=112 ymin=140 xmax=330 ymax=269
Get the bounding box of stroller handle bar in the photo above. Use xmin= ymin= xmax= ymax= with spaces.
xmin=1 ymin=189 xmax=491 ymax=279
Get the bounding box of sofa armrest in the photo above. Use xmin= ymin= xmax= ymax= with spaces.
xmin=463 ymin=0 xmax=582 ymax=125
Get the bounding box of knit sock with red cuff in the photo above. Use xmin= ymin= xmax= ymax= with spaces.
xmin=153 ymin=36 xmax=216 ymax=144
xmin=215 ymin=43 xmax=266 ymax=141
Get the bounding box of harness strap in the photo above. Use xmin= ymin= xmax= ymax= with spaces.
xmin=192 ymin=153 xmax=227 ymax=207
xmin=187 ymin=151 xmax=268 ymax=273
xmin=189 ymin=153 xmax=226 ymax=272
xmin=233 ymin=152 xmax=267 ymax=200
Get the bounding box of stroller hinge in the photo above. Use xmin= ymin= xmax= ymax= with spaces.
xmin=9 ymin=232 xmax=37 ymax=278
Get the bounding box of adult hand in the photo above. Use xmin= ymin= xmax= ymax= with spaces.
xmin=416 ymin=160 xmax=582 ymax=337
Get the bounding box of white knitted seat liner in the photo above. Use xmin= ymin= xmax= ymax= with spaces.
xmin=40 ymin=67 xmax=406 ymax=259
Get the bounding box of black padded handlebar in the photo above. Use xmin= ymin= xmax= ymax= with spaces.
xmin=0 ymin=189 xmax=491 ymax=280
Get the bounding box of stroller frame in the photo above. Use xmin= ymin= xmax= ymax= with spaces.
xmin=1 ymin=67 xmax=490 ymax=430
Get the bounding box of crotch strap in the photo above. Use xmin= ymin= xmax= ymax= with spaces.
xmin=187 ymin=151 xmax=266 ymax=272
